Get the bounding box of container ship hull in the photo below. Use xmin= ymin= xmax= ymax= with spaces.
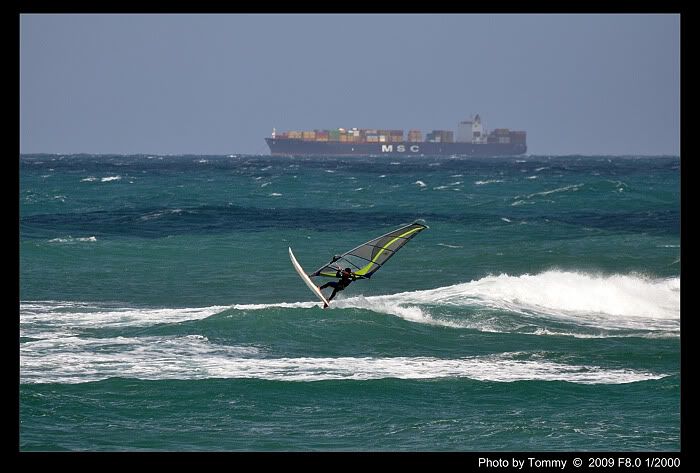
xmin=265 ymin=138 xmax=526 ymax=157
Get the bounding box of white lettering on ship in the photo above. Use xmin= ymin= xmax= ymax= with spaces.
xmin=381 ymin=145 xmax=420 ymax=153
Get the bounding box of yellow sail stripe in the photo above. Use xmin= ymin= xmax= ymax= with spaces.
xmin=355 ymin=226 xmax=423 ymax=276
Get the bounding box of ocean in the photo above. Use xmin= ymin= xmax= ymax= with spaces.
xmin=19 ymin=154 xmax=680 ymax=452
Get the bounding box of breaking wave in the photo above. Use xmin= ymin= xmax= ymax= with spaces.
xmin=21 ymin=270 xmax=679 ymax=338
xmin=20 ymin=334 xmax=663 ymax=385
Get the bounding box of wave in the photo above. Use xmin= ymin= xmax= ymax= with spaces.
xmin=19 ymin=301 xmax=230 ymax=339
xmin=332 ymin=296 xmax=462 ymax=328
xmin=21 ymin=270 xmax=679 ymax=338
xmin=138 ymin=208 xmax=184 ymax=221
xmin=19 ymin=335 xmax=664 ymax=385
xmin=341 ymin=270 xmax=679 ymax=334
xmin=437 ymin=243 xmax=463 ymax=249
xmin=513 ymin=183 xmax=584 ymax=201
xmin=393 ymin=271 xmax=679 ymax=318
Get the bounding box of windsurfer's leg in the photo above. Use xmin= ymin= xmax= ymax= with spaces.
xmin=320 ymin=281 xmax=338 ymax=291
xmin=328 ymin=288 xmax=339 ymax=301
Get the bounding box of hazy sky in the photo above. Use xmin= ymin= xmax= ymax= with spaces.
xmin=20 ymin=14 xmax=680 ymax=156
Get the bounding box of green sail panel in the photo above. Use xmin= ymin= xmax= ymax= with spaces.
xmin=310 ymin=222 xmax=428 ymax=279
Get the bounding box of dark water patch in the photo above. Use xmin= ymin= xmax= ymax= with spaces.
xmin=550 ymin=209 xmax=680 ymax=236
xmin=21 ymin=153 xmax=680 ymax=177
xmin=20 ymin=205 xmax=428 ymax=239
xmin=21 ymin=199 xmax=679 ymax=240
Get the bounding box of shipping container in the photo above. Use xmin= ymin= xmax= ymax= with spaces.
xmin=427 ymin=130 xmax=453 ymax=143
xmin=408 ymin=129 xmax=423 ymax=142
xmin=509 ymin=131 xmax=526 ymax=144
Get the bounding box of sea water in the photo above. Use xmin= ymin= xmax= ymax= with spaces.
xmin=19 ymin=154 xmax=680 ymax=451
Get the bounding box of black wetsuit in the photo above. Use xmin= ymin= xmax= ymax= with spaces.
xmin=320 ymin=270 xmax=356 ymax=301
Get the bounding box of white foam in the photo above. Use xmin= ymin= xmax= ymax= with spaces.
xmin=414 ymin=180 xmax=427 ymax=188
xmin=434 ymin=181 xmax=462 ymax=190
xmin=230 ymin=301 xmax=319 ymax=310
xmin=437 ymin=243 xmax=463 ymax=249
xmin=138 ymin=208 xmax=182 ymax=221
xmin=515 ymin=184 xmax=583 ymax=200
xmin=101 ymin=176 xmax=121 ymax=182
xmin=332 ymin=296 xmax=462 ymax=328
xmin=19 ymin=338 xmax=666 ymax=385
xmin=475 ymin=179 xmax=504 ymax=185
xmin=369 ymin=271 xmax=679 ymax=333
xmin=47 ymin=236 xmax=97 ymax=243
xmin=20 ymin=301 xmax=230 ymax=338
xmin=530 ymin=328 xmax=669 ymax=339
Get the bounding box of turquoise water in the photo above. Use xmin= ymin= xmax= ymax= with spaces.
xmin=20 ymin=154 xmax=680 ymax=451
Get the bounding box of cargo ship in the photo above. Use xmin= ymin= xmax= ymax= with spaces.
xmin=265 ymin=114 xmax=526 ymax=157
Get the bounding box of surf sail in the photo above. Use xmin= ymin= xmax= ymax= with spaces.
xmin=310 ymin=221 xmax=428 ymax=279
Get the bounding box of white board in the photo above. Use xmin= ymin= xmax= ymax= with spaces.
xmin=289 ymin=247 xmax=330 ymax=308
